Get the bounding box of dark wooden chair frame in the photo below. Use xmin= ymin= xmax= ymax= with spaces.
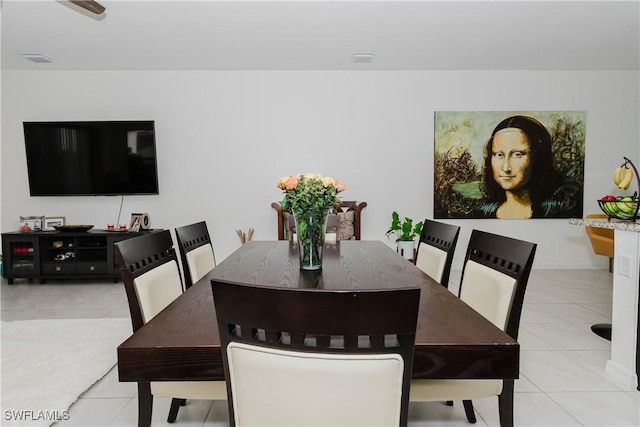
xmin=271 ymin=200 xmax=367 ymax=240
xmin=212 ymin=280 xmax=420 ymax=427
xmin=456 ymin=229 xmax=537 ymax=426
xmin=175 ymin=221 xmax=216 ymax=289
xmin=414 ymin=219 xmax=460 ymax=289
xmin=114 ymin=230 xmax=189 ymax=425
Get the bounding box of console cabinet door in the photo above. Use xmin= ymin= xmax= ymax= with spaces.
xmin=2 ymin=234 xmax=40 ymax=280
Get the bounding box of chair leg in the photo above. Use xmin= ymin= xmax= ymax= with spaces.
xmin=498 ymin=380 xmax=515 ymax=427
xmin=462 ymin=400 xmax=477 ymax=423
xmin=137 ymin=383 xmax=153 ymax=427
xmin=167 ymin=398 xmax=186 ymax=423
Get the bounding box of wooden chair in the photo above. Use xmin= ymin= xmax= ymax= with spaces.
xmin=410 ymin=230 xmax=537 ymax=426
xmin=272 ymin=200 xmax=367 ymax=241
xmin=585 ymin=213 xmax=614 ymax=272
xmin=114 ymin=230 xmax=226 ymax=426
xmin=287 ymin=213 xmax=341 ymax=243
xmin=175 ymin=221 xmax=216 ymax=289
xmin=212 ymin=280 xmax=420 ymax=427
xmin=414 ymin=219 xmax=460 ymax=288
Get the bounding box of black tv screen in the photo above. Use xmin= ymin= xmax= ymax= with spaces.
xmin=23 ymin=121 xmax=159 ymax=196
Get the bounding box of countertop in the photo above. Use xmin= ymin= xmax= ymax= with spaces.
xmin=570 ymin=218 xmax=640 ymax=232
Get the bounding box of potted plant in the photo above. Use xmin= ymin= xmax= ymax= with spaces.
xmin=385 ymin=211 xmax=423 ymax=260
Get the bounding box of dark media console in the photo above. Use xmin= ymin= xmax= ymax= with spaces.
xmin=1 ymin=229 xmax=160 ymax=284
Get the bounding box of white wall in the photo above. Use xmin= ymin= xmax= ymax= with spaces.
xmin=2 ymin=70 xmax=638 ymax=270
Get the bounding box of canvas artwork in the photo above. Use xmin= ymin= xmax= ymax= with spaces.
xmin=434 ymin=111 xmax=585 ymax=219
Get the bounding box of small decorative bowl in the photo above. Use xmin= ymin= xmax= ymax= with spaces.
xmin=53 ymin=224 xmax=95 ymax=232
xmin=597 ymin=200 xmax=639 ymax=221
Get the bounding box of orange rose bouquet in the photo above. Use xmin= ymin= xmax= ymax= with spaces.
xmin=277 ymin=173 xmax=346 ymax=214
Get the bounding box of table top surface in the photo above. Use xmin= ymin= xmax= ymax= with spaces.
xmin=118 ymin=240 xmax=519 ymax=382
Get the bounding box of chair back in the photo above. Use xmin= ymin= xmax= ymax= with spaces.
xmin=175 ymin=221 xmax=216 ymax=289
xmin=287 ymin=213 xmax=341 ymax=243
xmin=212 ymin=280 xmax=420 ymax=427
xmin=114 ymin=230 xmax=184 ymax=332
xmin=584 ymin=213 xmax=614 ymax=257
xmin=414 ymin=219 xmax=460 ymax=288
xmin=325 ymin=214 xmax=341 ymax=243
xmin=458 ymin=230 xmax=536 ymax=340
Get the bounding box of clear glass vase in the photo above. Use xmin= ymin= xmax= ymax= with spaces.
xmin=293 ymin=208 xmax=329 ymax=270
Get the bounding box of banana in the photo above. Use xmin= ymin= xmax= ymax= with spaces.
xmin=613 ymin=167 xmax=622 ymax=187
xmin=617 ymin=167 xmax=634 ymax=190
xmin=613 ymin=167 xmax=625 ymax=187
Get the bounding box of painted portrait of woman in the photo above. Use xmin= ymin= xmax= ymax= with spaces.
xmin=434 ymin=111 xmax=585 ymax=219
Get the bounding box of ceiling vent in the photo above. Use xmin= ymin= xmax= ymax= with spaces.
xmin=23 ymin=54 xmax=54 ymax=64
xmin=352 ymin=53 xmax=375 ymax=63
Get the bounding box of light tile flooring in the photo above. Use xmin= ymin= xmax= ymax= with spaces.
xmin=1 ymin=269 xmax=639 ymax=426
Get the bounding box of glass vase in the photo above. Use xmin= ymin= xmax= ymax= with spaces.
xmin=293 ymin=208 xmax=329 ymax=270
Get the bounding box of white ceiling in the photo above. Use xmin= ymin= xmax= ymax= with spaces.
xmin=2 ymin=0 xmax=639 ymax=71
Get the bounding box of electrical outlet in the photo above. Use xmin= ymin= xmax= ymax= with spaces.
xmin=618 ymin=255 xmax=632 ymax=278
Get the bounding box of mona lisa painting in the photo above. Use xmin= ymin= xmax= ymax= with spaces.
xmin=434 ymin=111 xmax=585 ymax=219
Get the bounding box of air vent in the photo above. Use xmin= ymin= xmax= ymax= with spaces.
xmin=352 ymin=53 xmax=375 ymax=63
xmin=23 ymin=54 xmax=54 ymax=64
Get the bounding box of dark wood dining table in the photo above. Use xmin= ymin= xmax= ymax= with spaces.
xmin=118 ymin=240 xmax=519 ymax=385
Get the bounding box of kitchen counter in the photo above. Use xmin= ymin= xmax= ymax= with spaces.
xmin=569 ymin=217 xmax=640 ymax=231
xmin=571 ymin=217 xmax=639 ymax=391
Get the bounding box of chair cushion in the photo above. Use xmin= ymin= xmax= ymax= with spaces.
xmin=459 ymin=260 xmax=517 ymax=330
xmin=338 ymin=211 xmax=355 ymax=240
xmin=325 ymin=232 xmax=338 ymax=243
xmin=151 ymin=381 xmax=227 ymax=400
xmin=133 ymin=261 xmax=183 ymax=323
xmin=410 ymin=379 xmax=503 ymax=401
xmin=415 ymin=242 xmax=447 ymax=284
xmin=226 ymin=341 xmax=404 ymax=426
xmin=186 ymin=243 xmax=216 ymax=284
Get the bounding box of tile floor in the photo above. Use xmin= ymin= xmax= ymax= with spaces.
xmin=1 ymin=269 xmax=639 ymax=426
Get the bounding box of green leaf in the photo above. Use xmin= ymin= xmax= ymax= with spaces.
xmin=387 ymin=212 xmax=422 ymax=241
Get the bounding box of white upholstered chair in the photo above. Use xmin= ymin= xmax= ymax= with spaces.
xmin=410 ymin=230 xmax=537 ymax=426
xmin=114 ymin=230 xmax=226 ymax=425
xmin=212 ymin=280 xmax=420 ymax=427
xmin=414 ymin=219 xmax=460 ymax=288
xmin=175 ymin=221 xmax=216 ymax=289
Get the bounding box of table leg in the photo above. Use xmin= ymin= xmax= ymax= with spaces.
xmin=498 ymin=379 xmax=514 ymax=427
xmin=137 ymin=382 xmax=152 ymax=427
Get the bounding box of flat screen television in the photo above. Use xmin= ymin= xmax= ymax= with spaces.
xmin=23 ymin=121 xmax=159 ymax=196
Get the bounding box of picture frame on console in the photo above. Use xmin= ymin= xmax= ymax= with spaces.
xmin=129 ymin=214 xmax=142 ymax=232
xmin=18 ymin=216 xmax=43 ymax=232
xmin=43 ymin=216 xmax=66 ymax=231
xmin=129 ymin=213 xmax=151 ymax=232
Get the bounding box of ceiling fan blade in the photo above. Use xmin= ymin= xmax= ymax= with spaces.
xmin=68 ymin=0 xmax=106 ymax=15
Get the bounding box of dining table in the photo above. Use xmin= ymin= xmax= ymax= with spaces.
xmin=117 ymin=240 xmax=519 ymax=424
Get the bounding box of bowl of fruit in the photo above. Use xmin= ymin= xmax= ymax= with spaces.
xmin=598 ymin=158 xmax=640 ymax=221
xmin=598 ymin=195 xmax=639 ymax=220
